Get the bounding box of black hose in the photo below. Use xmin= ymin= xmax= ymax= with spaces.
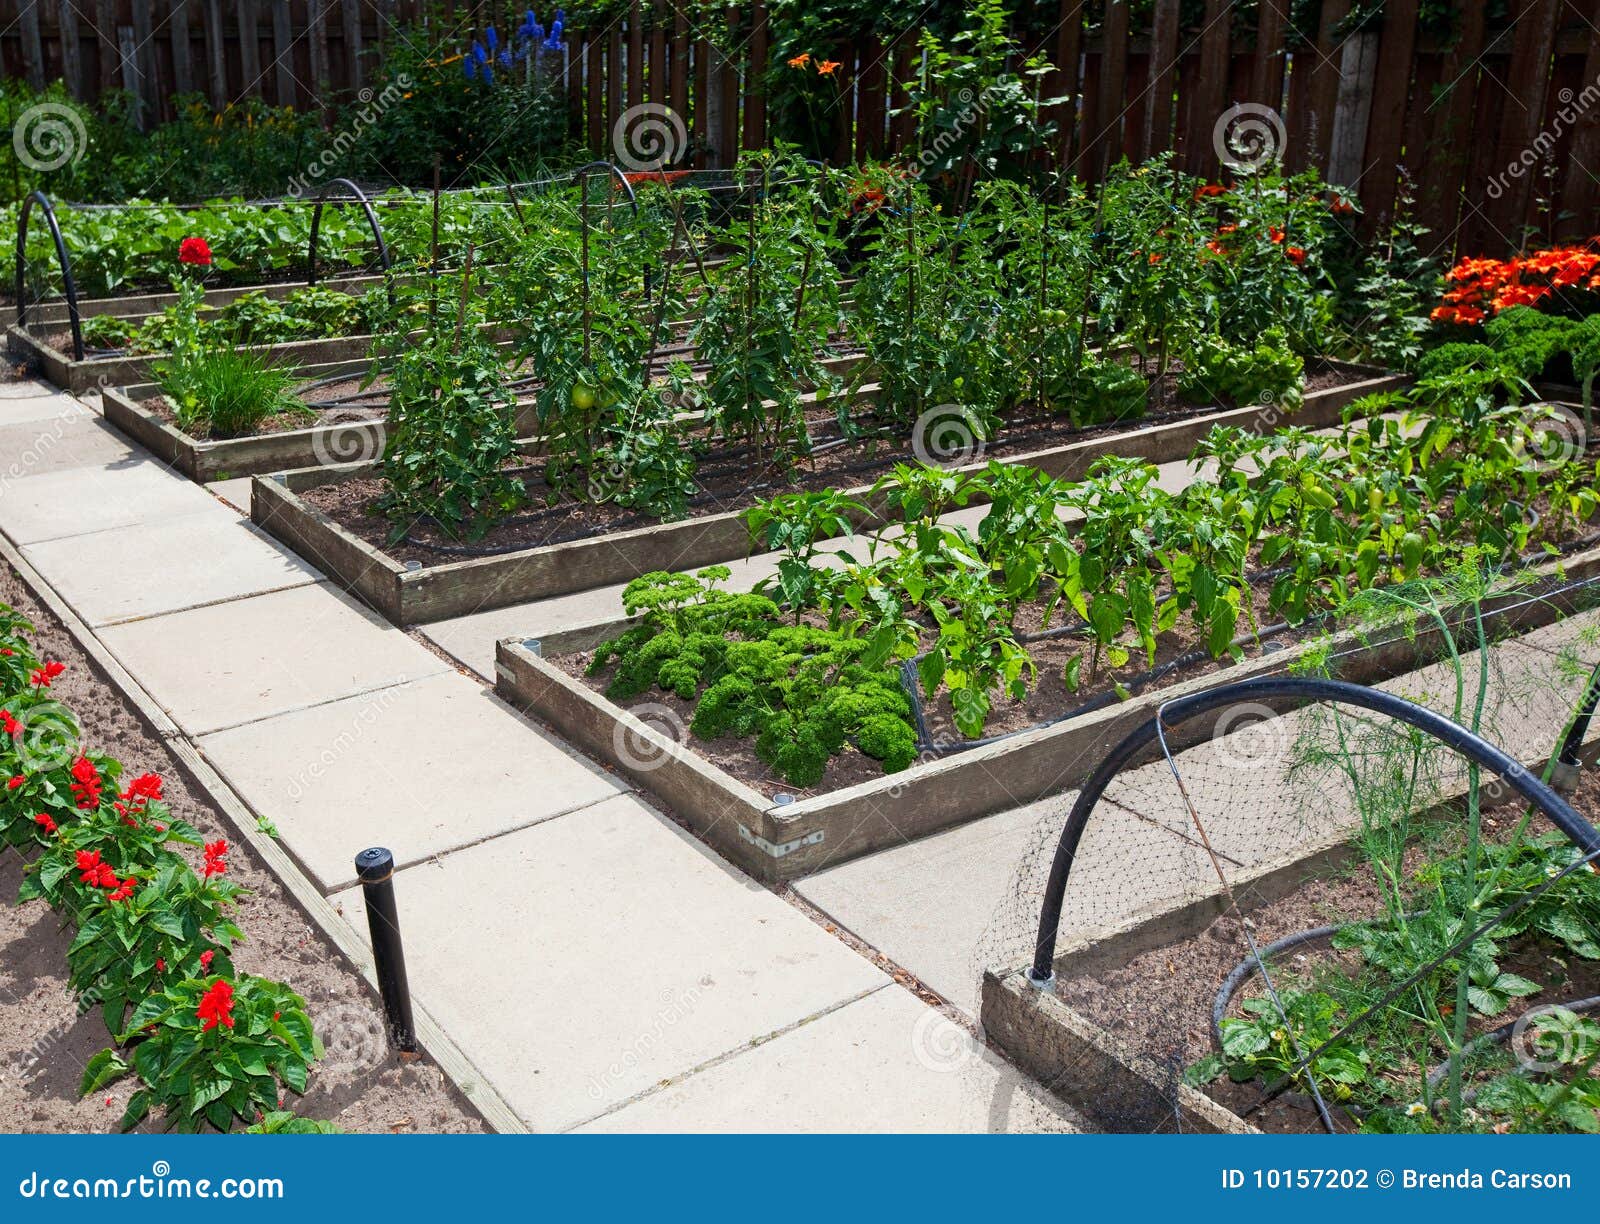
xmin=1557 ymin=662 xmax=1600 ymax=770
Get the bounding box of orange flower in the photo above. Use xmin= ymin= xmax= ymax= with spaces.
xmin=816 ymin=60 xmax=841 ymax=76
xmin=1148 ymin=252 xmax=1163 ymax=265
xmin=1286 ymin=246 xmax=1306 ymax=265
xmin=1268 ymin=225 xmax=1285 ymax=244
xmin=787 ymin=53 xmax=809 ymax=69
xmin=1193 ymin=184 xmax=1226 ymax=200
xmin=1329 ymin=195 xmax=1355 ymax=216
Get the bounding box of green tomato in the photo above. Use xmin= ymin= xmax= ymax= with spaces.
xmin=571 ymin=383 xmax=599 ymax=412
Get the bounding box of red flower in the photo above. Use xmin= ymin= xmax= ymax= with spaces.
xmin=33 ymin=812 xmax=56 ymax=834
xmin=75 ymin=849 xmax=104 ymax=884
xmin=199 ymin=949 xmax=215 ymax=971
xmin=1286 ymin=246 xmax=1307 ymax=265
xmin=123 ymin=773 xmax=163 ymax=801
xmin=69 ymin=756 xmax=101 ymax=810
xmin=178 ymin=237 xmax=213 ymax=266
xmin=1329 ymin=195 xmax=1355 ymax=216
xmin=96 ymin=864 xmax=118 ymax=889
xmin=0 ymin=710 xmax=18 ymax=736
xmin=155 ymin=958 xmax=165 ymax=973
xmin=7 ymin=775 xmax=24 ymax=790
xmin=0 ymin=648 xmax=12 ymax=656
xmin=203 ymin=839 xmax=229 ymax=878
xmin=1268 ymin=225 xmax=1285 ymax=244
xmin=107 ymin=876 xmax=137 ymax=902
xmin=1194 ymin=184 xmax=1226 ymax=200
xmin=30 ymin=660 xmax=65 ymax=688
xmin=197 ymin=979 xmax=234 ymax=1032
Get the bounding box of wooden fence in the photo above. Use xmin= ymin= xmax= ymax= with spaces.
xmin=3 ymin=1 xmax=1599 ymax=255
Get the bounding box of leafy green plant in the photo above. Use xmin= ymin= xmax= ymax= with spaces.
xmin=589 ymin=568 xmax=918 ymax=787
xmin=82 ymin=974 xmax=322 ymax=1133
xmin=376 ymin=261 xmax=523 ymax=540
xmin=1177 ymin=326 xmax=1305 ymax=409
xmin=156 ymin=346 xmax=310 ymax=437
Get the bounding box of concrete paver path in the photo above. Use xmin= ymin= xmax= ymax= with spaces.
xmin=0 ymin=382 xmax=1068 ymax=1132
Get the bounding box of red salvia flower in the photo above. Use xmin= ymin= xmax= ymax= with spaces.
xmin=196 ymin=979 xmax=234 ymax=1032
xmin=155 ymin=958 xmax=165 ymax=972
xmin=199 ymin=948 xmax=215 ymax=971
xmin=96 ymin=863 xmax=118 ymax=889
xmin=107 ymin=876 xmax=137 ymax=902
xmin=33 ymin=812 xmax=56 ymax=834
xmin=30 ymin=660 xmax=65 ymax=688
xmin=75 ymin=849 xmax=104 ymax=884
xmin=69 ymin=756 xmax=101 ymax=810
xmin=203 ymin=839 xmax=229 ymax=878
xmin=0 ymin=710 xmax=20 ymax=736
xmin=178 ymin=236 xmax=213 ymax=266
xmin=7 ymin=775 xmax=25 ymax=790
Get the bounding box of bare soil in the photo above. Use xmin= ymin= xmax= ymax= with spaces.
xmin=0 ymin=556 xmax=486 ymax=1134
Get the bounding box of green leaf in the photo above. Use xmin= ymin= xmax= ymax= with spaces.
xmin=79 ymin=1049 xmax=131 ymax=1096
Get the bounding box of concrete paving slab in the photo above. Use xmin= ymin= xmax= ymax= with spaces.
xmin=21 ymin=511 xmax=319 ymax=626
xmin=577 ymin=983 xmax=1083 ymax=1133
xmin=199 ymin=671 xmax=627 ymax=892
xmin=206 ymin=477 xmax=252 ymax=514
xmin=797 ymin=791 xmax=1218 ymax=1014
xmin=0 ymin=414 xmax=140 ymax=480
xmin=332 ymin=793 xmax=889 ymax=1132
xmin=0 ymin=387 xmax=93 ymax=423
xmin=0 ymin=459 xmax=217 ymax=544
xmin=99 ymin=581 xmax=453 ymax=735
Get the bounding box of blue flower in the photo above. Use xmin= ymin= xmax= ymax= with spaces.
xmin=486 ymin=24 xmax=499 ymax=52
xmin=472 ymin=41 xmax=487 ymax=65
xmin=464 ymin=56 xmax=476 ymax=80
xmin=498 ymin=49 xmax=513 ymax=70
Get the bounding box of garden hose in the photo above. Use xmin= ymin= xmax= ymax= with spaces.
xmin=1423 ymin=995 xmax=1600 ymax=1094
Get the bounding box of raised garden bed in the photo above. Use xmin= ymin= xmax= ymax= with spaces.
xmin=251 ymin=360 xmax=1403 ymax=626
xmin=492 ymin=536 xmax=1600 ymax=883
xmin=979 ymin=760 xmax=1600 ymax=1134
xmin=100 ymin=348 xmax=868 ymax=482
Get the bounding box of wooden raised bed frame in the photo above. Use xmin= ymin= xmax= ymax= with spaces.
xmin=250 ymin=361 xmax=1407 ymax=626
xmin=491 ymin=531 xmax=1600 ymax=884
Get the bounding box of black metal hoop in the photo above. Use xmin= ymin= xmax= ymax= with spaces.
xmin=15 ymin=191 xmax=84 ymax=361
xmin=308 ymin=178 xmax=393 ymax=304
